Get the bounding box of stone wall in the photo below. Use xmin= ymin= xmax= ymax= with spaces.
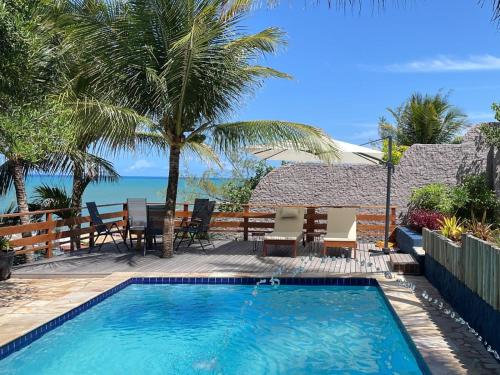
xmin=250 ymin=123 xmax=500 ymax=212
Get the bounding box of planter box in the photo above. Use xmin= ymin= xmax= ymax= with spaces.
xmin=423 ymin=229 xmax=500 ymax=352
xmin=395 ymin=227 xmax=424 ymax=270
xmin=0 ymin=250 xmax=15 ymax=280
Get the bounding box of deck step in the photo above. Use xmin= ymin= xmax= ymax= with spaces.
xmin=389 ymin=253 xmax=421 ymax=275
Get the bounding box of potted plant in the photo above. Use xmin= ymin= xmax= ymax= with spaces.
xmin=0 ymin=236 xmax=14 ymax=280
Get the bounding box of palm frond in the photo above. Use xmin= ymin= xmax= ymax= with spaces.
xmin=0 ymin=161 xmax=14 ymax=196
xmin=211 ymin=121 xmax=339 ymax=163
xmin=182 ymin=141 xmax=223 ymax=168
xmin=69 ymin=150 xmax=120 ymax=184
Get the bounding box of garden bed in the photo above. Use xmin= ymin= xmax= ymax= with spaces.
xmin=423 ymin=229 xmax=500 ymax=351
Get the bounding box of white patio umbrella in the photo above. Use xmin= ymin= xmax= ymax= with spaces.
xmin=246 ymin=138 xmax=383 ymax=164
xmin=246 ymin=134 xmax=394 ymax=254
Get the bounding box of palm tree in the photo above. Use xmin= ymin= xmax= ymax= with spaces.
xmin=62 ymin=0 xmax=337 ymax=258
xmin=0 ymin=107 xmax=72 ymax=226
xmin=378 ymin=92 xmax=468 ymax=146
xmin=0 ymin=0 xmax=71 ymax=225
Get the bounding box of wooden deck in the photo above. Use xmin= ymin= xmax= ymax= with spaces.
xmin=12 ymin=240 xmax=391 ymax=277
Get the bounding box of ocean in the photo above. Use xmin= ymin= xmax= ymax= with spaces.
xmin=0 ymin=175 xmax=228 ymax=212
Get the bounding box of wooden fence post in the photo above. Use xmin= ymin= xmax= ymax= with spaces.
xmin=306 ymin=207 xmax=316 ymax=243
xmin=390 ymin=207 xmax=396 ymax=226
xmin=122 ymin=203 xmax=129 ymax=239
xmin=89 ymin=218 xmax=95 ymax=248
xmin=243 ymin=204 xmax=249 ymax=241
xmin=45 ymin=212 xmax=53 ymax=258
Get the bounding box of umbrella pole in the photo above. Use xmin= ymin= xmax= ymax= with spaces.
xmin=382 ymin=136 xmax=393 ymax=254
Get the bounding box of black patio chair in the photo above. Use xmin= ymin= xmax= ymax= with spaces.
xmin=145 ymin=204 xmax=165 ymax=249
xmin=174 ymin=199 xmax=216 ymax=252
xmin=86 ymin=202 xmax=129 ymax=253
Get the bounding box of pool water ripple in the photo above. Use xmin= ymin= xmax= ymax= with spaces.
xmin=0 ymin=284 xmax=424 ymax=374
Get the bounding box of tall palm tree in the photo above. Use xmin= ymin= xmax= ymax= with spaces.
xmin=0 ymin=106 xmax=72 ymax=226
xmin=378 ymin=92 xmax=468 ymax=146
xmin=62 ymin=0 xmax=337 ymax=257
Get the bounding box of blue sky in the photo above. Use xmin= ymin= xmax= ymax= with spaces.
xmin=116 ymin=0 xmax=500 ymax=177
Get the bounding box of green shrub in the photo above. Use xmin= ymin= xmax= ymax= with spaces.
xmin=453 ymin=175 xmax=499 ymax=222
xmin=409 ymin=183 xmax=455 ymax=214
xmin=381 ymin=139 xmax=409 ymax=165
xmin=218 ymin=162 xmax=273 ymax=212
xmin=409 ymin=175 xmax=499 ymax=224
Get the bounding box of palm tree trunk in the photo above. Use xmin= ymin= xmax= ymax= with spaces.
xmin=10 ymin=160 xmax=30 ymax=226
xmin=71 ymin=165 xmax=86 ymax=209
xmin=162 ymin=143 xmax=181 ymax=258
xmin=70 ymin=164 xmax=86 ymax=251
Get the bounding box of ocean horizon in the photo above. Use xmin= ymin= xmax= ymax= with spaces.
xmin=0 ymin=175 xmax=229 ymax=212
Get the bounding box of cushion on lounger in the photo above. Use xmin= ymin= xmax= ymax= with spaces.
xmin=264 ymin=232 xmax=303 ymax=241
xmin=325 ymin=207 xmax=357 ymax=242
xmin=279 ymin=207 xmax=299 ymax=219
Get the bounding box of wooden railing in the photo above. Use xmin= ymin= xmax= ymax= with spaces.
xmin=423 ymin=229 xmax=500 ymax=311
xmin=0 ymin=202 xmax=396 ymax=260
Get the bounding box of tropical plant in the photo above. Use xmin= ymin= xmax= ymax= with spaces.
xmin=63 ymin=0 xmax=338 ymax=257
xmin=218 ymin=161 xmax=274 ymax=212
xmin=31 ymin=185 xmax=74 ymax=219
xmin=0 ymin=0 xmax=72 ymax=225
xmin=406 ymin=209 xmax=444 ymax=233
xmin=380 ymin=138 xmax=408 ymax=164
xmin=0 ymin=236 xmax=9 ymax=251
xmin=30 ymin=184 xmax=86 ymax=250
xmin=0 ymin=202 xmax=21 ymax=228
xmin=492 ymin=229 xmax=500 ymax=248
xmin=467 ymin=217 xmax=494 ymax=242
xmin=378 ymin=92 xmax=468 ymax=146
xmin=0 ymin=106 xmax=73 ymax=225
xmin=439 ymin=216 xmax=465 ymax=242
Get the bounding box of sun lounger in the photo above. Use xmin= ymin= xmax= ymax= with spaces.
xmin=323 ymin=207 xmax=357 ymax=258
xmin=263 ymin=207 xmax=305 ymax=257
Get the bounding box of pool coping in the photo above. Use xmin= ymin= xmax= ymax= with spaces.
xmin=2 ymin=272 xmax=494 ymax=373
xmin=0 ymin=274 xmax=432 ymax=374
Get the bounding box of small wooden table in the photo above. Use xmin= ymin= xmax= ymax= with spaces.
xmin=129 ymin=227 xmax=145 ymax=252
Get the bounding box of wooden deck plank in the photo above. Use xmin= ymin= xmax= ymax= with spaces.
xmin=13 ymin=240 xmax=391 ymax=276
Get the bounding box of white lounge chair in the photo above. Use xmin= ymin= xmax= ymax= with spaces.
xmin=263 ymin=207 xmax=305 ymax=257
xmin=323 ymin=207 xmax=357 ymax=258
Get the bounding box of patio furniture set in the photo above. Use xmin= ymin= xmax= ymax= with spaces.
xmin=86 ymin=201 xmax=359 ymax=258
xmin=86 ymin=198 xmax=216 ymax=256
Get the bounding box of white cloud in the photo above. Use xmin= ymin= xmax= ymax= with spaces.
xmin=382 ymin=55 xmax=500 ymax=73
xmin=127 ymin=159 xmax=155 ymax=171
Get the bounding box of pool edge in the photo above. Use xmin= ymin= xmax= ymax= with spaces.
xmin=0 ymin=276 xmax=430 ymax=374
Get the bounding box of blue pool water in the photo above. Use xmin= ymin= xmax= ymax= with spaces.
xmin=0 ymin=284 xmax=425 ymax=374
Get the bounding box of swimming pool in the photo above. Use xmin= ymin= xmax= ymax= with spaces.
xmin=0 ymin=279 xmax=428 ymax=374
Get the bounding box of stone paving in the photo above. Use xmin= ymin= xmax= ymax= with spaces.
xmin=0 ymin=272 xmax=499 ymax=374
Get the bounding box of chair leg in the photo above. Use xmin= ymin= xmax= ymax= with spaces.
xmin=323 ymin=244 xmax=327 ymax=257
xmin=262 ymin=242 xmax=267 ymax=257
xmin=293 ymin=241 xmax=297 ymax=258
xmin=111 ymin=223 xmax=129 ymax=250
xmin=97 ymin=233 xmax=108 ymax=252
xmin=198 ymin=238 xmax=206 ymax=253
xmin=187 ymin=233 xmax=195 ymax=248
xmin=109 ymin=231 xmax=122 ymax=253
